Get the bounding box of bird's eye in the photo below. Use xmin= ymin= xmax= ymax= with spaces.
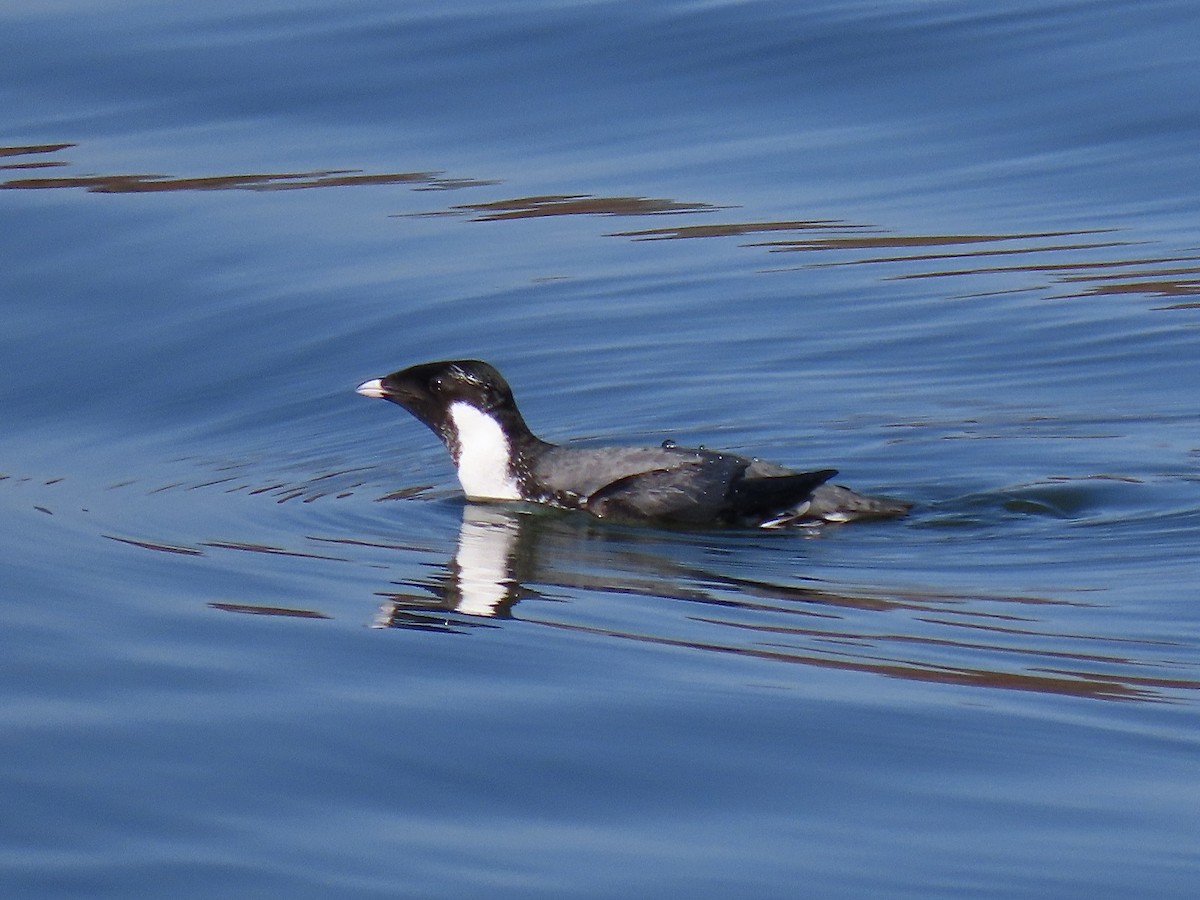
xmin=430 ymin=375 xmax=447 ymax=393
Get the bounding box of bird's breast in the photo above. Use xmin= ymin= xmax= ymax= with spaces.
xmin=447 ymin=402 xmax=522 ymax=501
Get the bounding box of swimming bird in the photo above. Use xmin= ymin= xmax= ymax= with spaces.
xmin=356 ymin=359 xmax=909 ymax=528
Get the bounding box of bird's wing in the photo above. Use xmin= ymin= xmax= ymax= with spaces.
xmin=583 ymin=456 xmax=746 ymax=524
xmin=584 ymin=458 xmax=837 ymax=526
xmin=728 ymin=468 xmax=838 ymax=521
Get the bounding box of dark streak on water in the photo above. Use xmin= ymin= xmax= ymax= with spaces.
xmin=209 ymin=601 xmax=332 ymax=619
xmin=8 ymin=141 xmax=1197 ymax=307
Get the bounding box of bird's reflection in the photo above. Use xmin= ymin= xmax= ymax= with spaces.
xmin=368 ymin=502 xmax=1198 ymax=702
xmin=373 ymin=504 xmax=538 ymax=629
xmin=372 ymin=502 xmax=735 ymax=630
xmin=372 ymin=500 xmax=1071 ymax=631
xmin=443 ymin=504 xmax=527 ymax=617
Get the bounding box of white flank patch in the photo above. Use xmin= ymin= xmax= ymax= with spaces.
xmin=447 ymin=402 xmax=522 ymax=501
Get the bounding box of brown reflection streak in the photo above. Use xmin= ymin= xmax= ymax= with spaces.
xmin=187 ymin=477 xmax=238 ymax=490
xmin=1 ymin=161 xmax=69 ymax=171
xmin=10 ymin=142 xmax=1190 ymax=305
xmin=1 ymin=170 xmax=490 ymax=193
xmin=531 ymin=618 xmax=1155 ymax=700
xmin=752 ymin=230 xmax=1104 ymax=252
xmin=811 ymin=242 xmax=1143 ymax=268
xmin=892 ymin=258 xmax=1200 ymax=281
xmin=308 ymin=534 xmax=439 ymax=553
xmin=694 ymin=615 xmax=1157 ymax=667
xmin=1057 ymin=278 xmax=1200 ymax=300
xmin=536 ymin=542 xmax=1185 ymax=699
xmin=1061 ymin=265 xmax=1200 ymax=282
xmin=104 ymin=534 xmax=203 ymax=556
xmin=1033 ymin=667 xmax=1200 ymax=692
xmin=734 ymin=220 xmax=1200 ymax=307
xmin=0 ymin=142 xmax=75 ymax=157
xmin=248 ymin=483 xmax=288 ymax=495
xmin=609 ymin=220 xmax=870 ymax=240
xmin=199 ymin=540 xmax=348 ymax=561
xmin=680 ymin=565 xmax=1090 ymax=616
xmin=209 ymin=602 xmax=330 ymax=619
xmin=429 ymin=194 xmax=720 ymax=221
xmin=918 ymin=616 xmax=1182 ymax=648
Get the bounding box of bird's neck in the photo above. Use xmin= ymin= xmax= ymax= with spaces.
xmin=445 ymin=402 xmax=525 ymax=501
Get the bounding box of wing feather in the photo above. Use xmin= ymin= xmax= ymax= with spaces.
xmin=584 ymin=458 xmax=837 ymax=526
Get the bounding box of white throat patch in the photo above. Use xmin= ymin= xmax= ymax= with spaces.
xmin=447 ymin=402 xmax=522 ymax=501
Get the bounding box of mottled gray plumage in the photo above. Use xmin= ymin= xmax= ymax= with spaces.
xmin=357 ymin=359 xmax=910 ymax=528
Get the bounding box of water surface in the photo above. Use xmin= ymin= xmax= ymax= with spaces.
xmin=2 ymin=1 xmax=1199 ymax=897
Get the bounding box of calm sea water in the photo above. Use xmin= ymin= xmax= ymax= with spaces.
xmin=2 ymin=1 xmax=1199 ymax=897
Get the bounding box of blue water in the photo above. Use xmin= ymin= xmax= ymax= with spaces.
xmin=3 ymin=1 xmax=1199 ymax=896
